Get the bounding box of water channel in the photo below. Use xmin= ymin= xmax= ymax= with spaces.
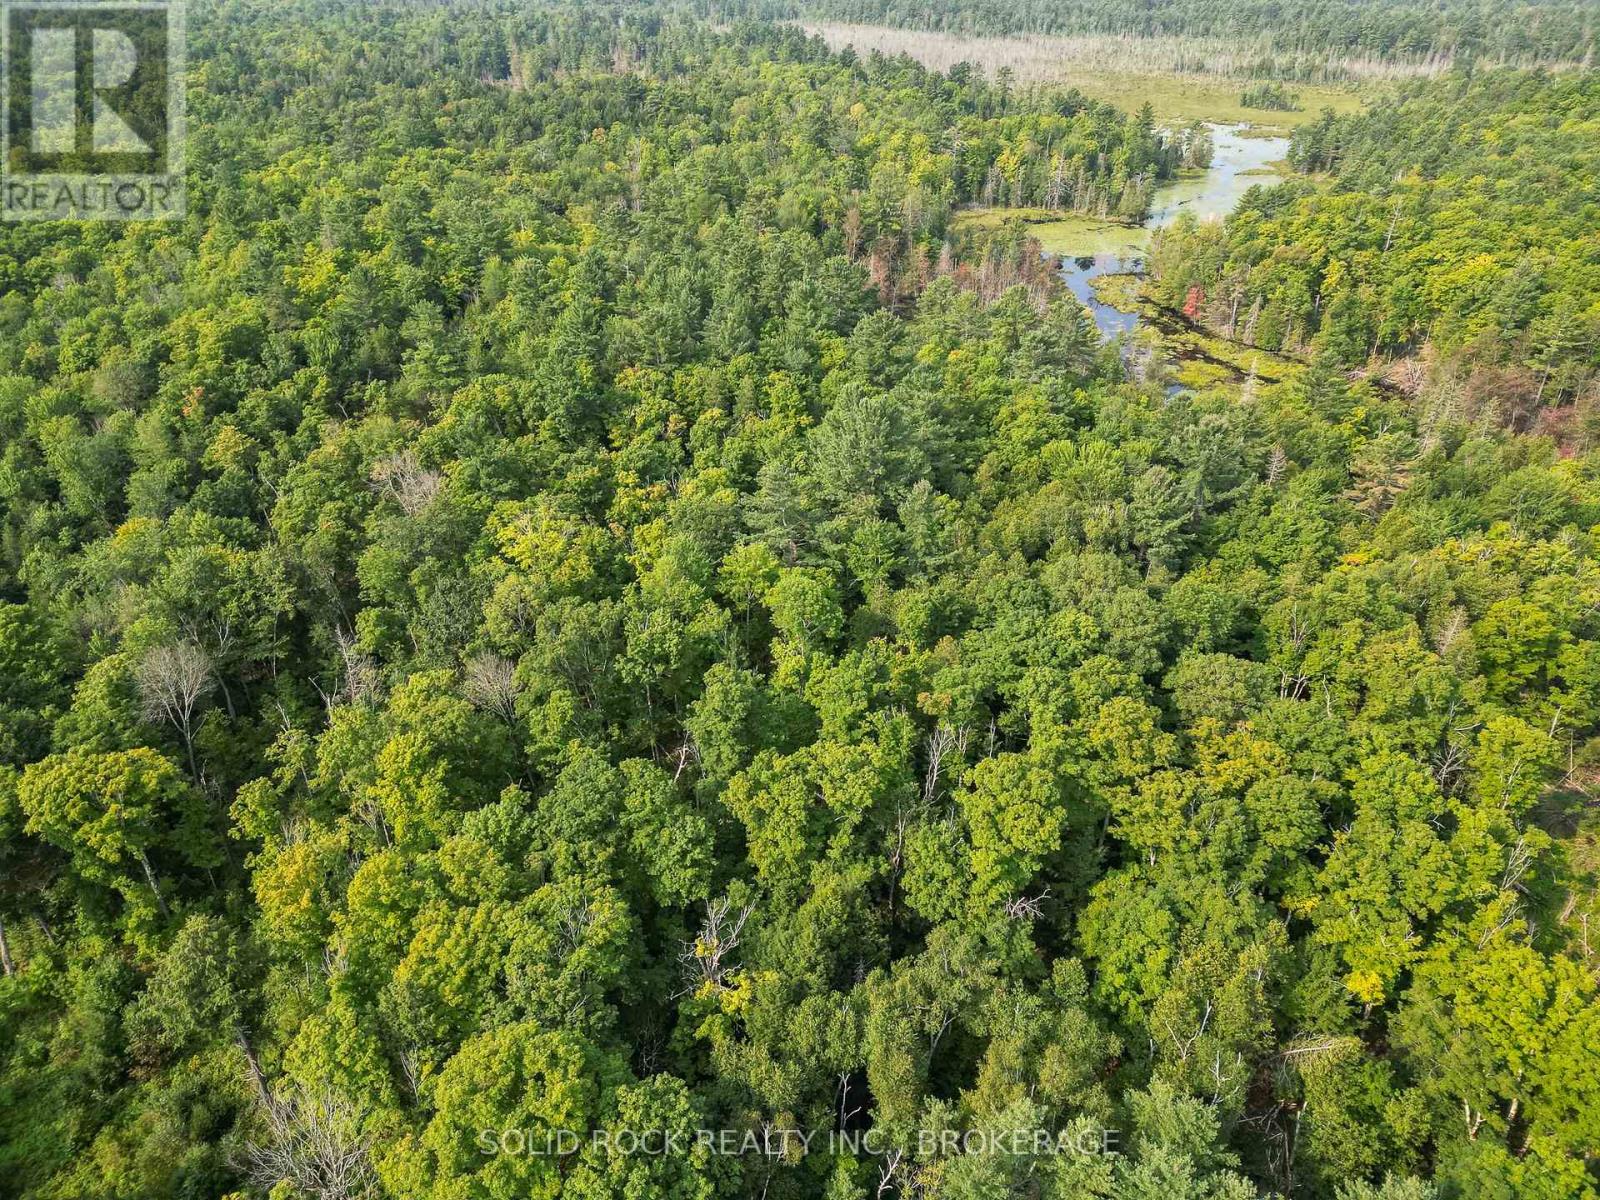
xmin=1057 ymin=123 xmax=1290 ymax=340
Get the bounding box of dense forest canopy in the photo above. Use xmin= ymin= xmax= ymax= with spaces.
xmin=1 ymin=3 xmax=1599 ymax=1200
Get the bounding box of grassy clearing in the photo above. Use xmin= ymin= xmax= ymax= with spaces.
xmin=1237 ymin=123 xmax=1301 ymax=139
xmin=1167 ymin=321 xmax=1299 ymax=388
xmin=952 ymin=208 xmax=1150 ymax=256
xmin=1171 ymin=357 xmax=1238 ymax=391
xmin=803 ymin=23 xmax=1373 ymax=125
xmin=1064 ymin=71 xmax=1364 ymax=127
xmin=1090 ymin=272 xmax=1299 ymax=390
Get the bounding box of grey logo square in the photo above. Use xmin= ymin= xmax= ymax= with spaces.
xmin=2 ymin=0 xmax=184 ymax=220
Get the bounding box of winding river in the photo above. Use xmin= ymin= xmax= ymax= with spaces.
xmin=1058 ymin=124 xmax=1289 ymax=339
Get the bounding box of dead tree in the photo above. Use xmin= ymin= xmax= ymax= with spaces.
xmin=370 ymin=450 xmax=443 ymax=517
xmin=137 ymin=642 xmax=214 ymax=782
xmin=677 ymin=896 xmax=754 ymax=997
xmin=243 ymin=1086 xmax=377 ymax=1200
xmin=463 ymin=653 xmax=520 ymax=725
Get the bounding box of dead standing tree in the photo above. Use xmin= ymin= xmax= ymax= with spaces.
xmin=370 ymin=449 xmax=443 ymax=517
xmin=677 ymin=896 xmax=754 ymax=998
xmin=137 ymin=642 xmax=215 ymax=783
xmin=243 ymin=1086 xmax=378 ymax=1200
xmin=463 ymin=652 xmax=520 ymax=725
